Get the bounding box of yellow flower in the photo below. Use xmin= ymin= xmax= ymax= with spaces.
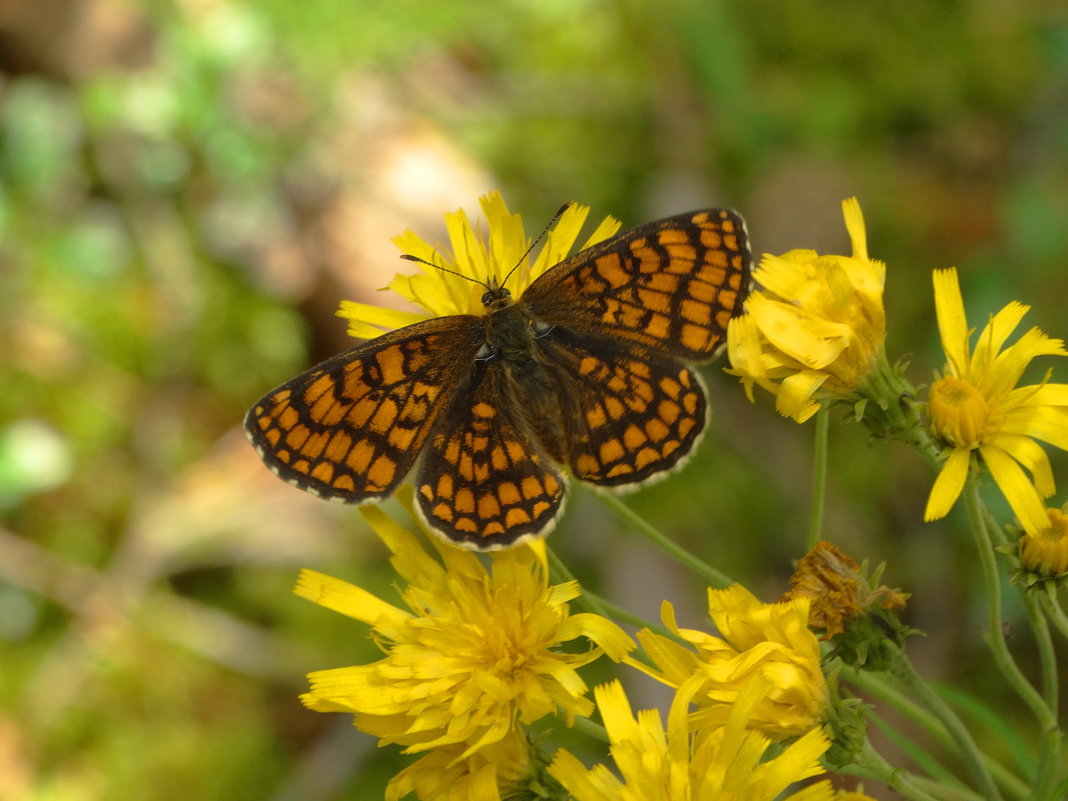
xmin=1019 ymin=504 xmax=1068 ymax=579
xmin=337 ymin=190 xmax=621 ymax=339
xmin=385 ymin=729 xmax=532 ymax=801
xmin=295 ymin=500 xmax=634 ymax=757
xmin=924 ymin=268 xmax=1068 ymax=535
xmin=727 ymin=197 xmax=886 ymax=422
xmin=628 ymin=584 xmax=826 ymax=740
xmin=548 ymin=675 xmax=835 ymax=801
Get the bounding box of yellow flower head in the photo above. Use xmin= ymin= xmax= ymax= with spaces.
xmin=384 ymin=728 xmax=532 ymax=801
xmin=1018 ymin=504 xmax=1068 ymax=580
xmin=924 ymin=268 xmax=1068 ymax=535
xmin=548 ymin=675 xmax=835 ymax=801
xmin=726 ymin=197 xmax=886 ymax=422
xmin=338 ymin=190 xmax=621 ymax=339
xmin=629 ymin=584 xmax=827 ymax=740
xmin=295 ymin=502 xmax=634 ymax=757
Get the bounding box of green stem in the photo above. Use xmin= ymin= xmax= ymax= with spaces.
xmin=961 ymin=475 xmax=1055 ymax=731
xmin=546 ymin=547 xmax=614 ymax=623
xmin=808 ymin=405 xmax=829 ymax=550
xmin=842 ymin=666 xmax=1030 ymax=800
xmin=847 ymin=737 xmax=944 ymax=801
xmin=598 ymin=493 xmax=732 ymax=588
xmin=570 ymin=714 xmax=608 ymax=743
xmin=1041 ymin=593 xmax=1068 ymax=642
xmin=887 ymin=643 xmax=1003 ymax=801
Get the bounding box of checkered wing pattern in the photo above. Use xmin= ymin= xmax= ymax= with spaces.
xmin=245 ymin=319 xmax=483 ymax=503
xmin=523 ymin=209 xmax=750 ymax=363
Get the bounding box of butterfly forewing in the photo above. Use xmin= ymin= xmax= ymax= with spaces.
xmin=522 ymin=209 xmax=750 ymax=363
xmin=245 ymin=318 xmax=483 ymax=502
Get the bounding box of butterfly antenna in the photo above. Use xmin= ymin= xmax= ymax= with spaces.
xmin=500 ymin=202 xmax=574 ymax=289
xmin=398 ymin=254 xmax=490 ymax=289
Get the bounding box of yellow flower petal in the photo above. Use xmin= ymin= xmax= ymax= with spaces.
xmin=925 ymin=447 xmax=971 ymax=521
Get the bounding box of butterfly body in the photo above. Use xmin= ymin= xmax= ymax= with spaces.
xmin=246 ymin=208 xmax=751 ymax=550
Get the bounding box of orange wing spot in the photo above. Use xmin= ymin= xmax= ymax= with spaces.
xmin=369 ymin=398 xmax=400 ymax=433
xmin=292 ymin=458 xmax=311 ymax=475
xmin=305 ymin=374 xmax=335 ymax=403
xmin=265 ymin=428 xmax=281 ymax=447
xmin=310 ymin=391 xmax=345 ymax=426
xmin=680 ymin=322 xmax=710 ymax=353
xmin=348 ymin=398 xmax=378 ymax=427
xmin=374 ymin=347 xmax=409 ymax=385
xmin=302 ymin=431 xmax=330 ymax=459
xmin=645 ymin=418 xmax=670 ymax=443
xmin=443 ymin=438 xmax=461 ymax=464
xmin=604 ymin=396 xmax=626 ymax=420
xmin=498 ymin=481 xmax=521 ymax=506
xmin=635 ymin=447 xmax=660 ymax=470
xmin=627 ymin=360 xmax=652 ymax=379
xmin=662 ymin=440 xmax=681 ymax=458
xmin=419 ymin=484 xmax=434 ymax=501
xmin=332 ymin=474 xmax=355 ymax=492
xmin=680 ymin=298 xmax=711 ymax=325
xmin=658 ymin=226 xmax=690 ymax=244
xmin=531 ymin=500 xmax=551 ymax=518
xmin=279 ymin=406 xmax=300 ymax=431
xmin=585 ymin=404 xmax=607 ymax=429
xmin=643 ymin=314 xmax=670 ymax=339
xmin=623 ymin=424 xmax=648 ymax=450
xmin=575 ymin=454 xmax=599 ymax=475
xmin=665 ymin=242 xmax=697 ymax=262
xmin=388 ymin=425 xmax=417 ymax=450
xmin=367 ymin=454 xmax=396 ymax=490
xmin=433 ymin=502 xmax=455 ymax=522
xmin=505 ymin=507 xmax=532 ymax=527
xmin=682 ymin=391 xmax=699 ymax=415
xmin=285 ymin=425 xmax=310 ymax=449
xmin=599 ymin=439 xmax=625 ymax=465
xmin=435 ymin=473 xmax=454 ymax=500
xmin=346 ymin=438 xmax=375 ymax=473
xmin=578 ymin=356 xmax=600 ymax=375
xmin=470 ymin=434 xmax=490 ymax=453
xmin=490 ymin=445 xmax=509 ymax=470
xmin=482 ymin=521 xmax=505 ymax=537
xmin=520 ymin=476 xmax=544 ymax=500
xmin=678 ymin=418 xmax=696 ymax=440
xmin=607 ymin=463 xmax=634 ymax=478
xmin=660 ymin=376 xmax=682 ymax=399
xmin=276 ymin=449 xmax=292 ymax=464
xmin=505 ymin=441 xmax=527 ymax=463
xmin=637 ymin=287 xmax=671 ymax=313
xmin=457 ymin=452 xmax=475 ymax=481
xmin=456 ymin=517 xmax=478 ymax=534
xmin=472 ymin=401 xmax=496 ymax=419
xmin=310 ymin=461 xmax=334 ymax=484
xmin=455 ymin=488 xmax=476 ymax=514
xmin=699 ymin=228 xmax=724 ymax=250
xmin=325 ymin=431 xmax=353 ymax=462
xmin=478 ymin=494 xmax=501 ymax=520
xmin=595 ymin=254 xmax=630 ymax=287
xmin=543 ymin=474 xmax=561 ymax=495
xmin=644 ymin=272 xmax=679 ymax=293
xmin=658 ymin=399 xmax=681 ymax=425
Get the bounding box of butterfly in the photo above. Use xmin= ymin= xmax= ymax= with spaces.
xmin=245 ymin=207 xmax=751 ymax=550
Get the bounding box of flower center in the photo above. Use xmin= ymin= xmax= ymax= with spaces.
xmin=928 ymin=376 xmax=990 ymax=447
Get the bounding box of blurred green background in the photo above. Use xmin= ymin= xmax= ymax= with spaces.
xmin=1 ymin=1 xmax=1066 ymax=799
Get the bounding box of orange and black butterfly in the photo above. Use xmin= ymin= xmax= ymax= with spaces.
xmin=245 ymin=208 xmax=751 ymax=550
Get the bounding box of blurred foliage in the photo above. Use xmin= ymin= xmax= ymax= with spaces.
xmin=1 ymin=0 xmax=1066 ymax=799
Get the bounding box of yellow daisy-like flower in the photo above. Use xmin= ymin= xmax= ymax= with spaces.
xmin=924 ymin=268 xmax=1068 ymax=535
xmin=727 ymin=197 xmax=887 ymax=422
xmin=295 ymin=501 xmax=634 ymax=757
xmin=337 ymin=190 xmax=621 ymax=339
xmin=548 ymin=675 xmax=835 ymax=801
xmin=629 ymin=584 xmax=826 ymax=740
xmin=1019 ymin=504 xmax=1068 ymax=579
xmin=384 ymin=728 xmax=532 ymax=801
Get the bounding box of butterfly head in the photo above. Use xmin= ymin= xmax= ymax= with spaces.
xmin=481 ymin=283 xmax=514 ymax=312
